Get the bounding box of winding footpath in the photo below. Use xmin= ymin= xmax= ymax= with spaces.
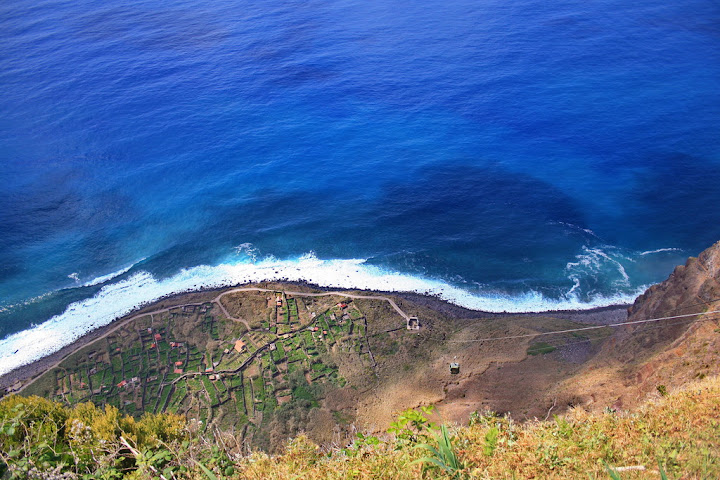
xmin=214 ymin=287 xmax=410 ymax=321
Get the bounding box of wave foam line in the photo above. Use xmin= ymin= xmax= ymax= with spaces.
xmin=82 ymin=259 xmax=146 ymax=287
xmin=0 ymin=254 xmax=644 ymax=376
xmin=565 ymin=246 xmax=632 ymax=286
xmin=639 ymin=248 xmax=682 ymax=256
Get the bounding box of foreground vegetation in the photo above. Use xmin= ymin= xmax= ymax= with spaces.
xmin=1 ymin=376 xmax=718 ymax=479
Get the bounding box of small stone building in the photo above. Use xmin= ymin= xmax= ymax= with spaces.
xmin=406 ymin=316 xmax=420 ymax=330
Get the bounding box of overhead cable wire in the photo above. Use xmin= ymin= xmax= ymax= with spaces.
xmin=507 ymin=315 xmax=720 ymax=352
xmin=447 ymin=309 xmax=720 ymax=343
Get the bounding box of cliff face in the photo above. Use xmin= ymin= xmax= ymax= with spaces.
xmin=569 ymin=241 xmax=720 ymax=410
xmin=628 ymin=240 xmax=720 ymax=322
xmin=613 ymin=241 xmax=720 ymax=360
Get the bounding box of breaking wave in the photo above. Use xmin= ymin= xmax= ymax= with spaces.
xmin=639 ymin=248 xmax=682 ymax=256
xmin=81 ymin=262 xmax=142 ymax=287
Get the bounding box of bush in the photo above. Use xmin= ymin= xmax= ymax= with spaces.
xmin=0 ymin=395 xmax=187 ymax=479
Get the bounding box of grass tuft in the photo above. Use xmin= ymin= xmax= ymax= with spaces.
xmin=413 ymin=424 xmax=465 ymax=478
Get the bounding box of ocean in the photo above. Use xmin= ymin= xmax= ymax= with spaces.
xmin=1 ymin=0 xmax=718 ymax=375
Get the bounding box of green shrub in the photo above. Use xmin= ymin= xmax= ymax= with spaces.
xmin=414 ymin=424 xmax=465 ymax=478
xmin=527 ymin=342 xmax=557 ymax=355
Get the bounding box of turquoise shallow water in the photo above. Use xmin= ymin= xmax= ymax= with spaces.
xmin=0 ymin=0 xmax=719 ymax=374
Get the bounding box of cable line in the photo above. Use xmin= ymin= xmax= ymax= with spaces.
xmin=448 ymin=309 xmax=720 ymax=343
xmin=515 ymin=316 xmax=720 ymax=352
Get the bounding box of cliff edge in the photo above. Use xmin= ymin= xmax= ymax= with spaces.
xmin=630 ymin=240 xmax=720 ymax=323
xmin=565 ymin=241 xmax=720 ymax=411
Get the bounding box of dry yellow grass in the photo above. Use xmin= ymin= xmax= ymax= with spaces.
xmin=457 ymin=377 xmax=719 ymax=478
xmin=2 ymin=376 xmax=717 ymax=479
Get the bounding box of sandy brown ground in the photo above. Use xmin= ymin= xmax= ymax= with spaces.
xmin=345 ymin=302 xmax=629 ymax=432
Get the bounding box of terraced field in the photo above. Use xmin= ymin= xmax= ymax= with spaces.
xmin=23 ymin=290 xmax=387 ymax=447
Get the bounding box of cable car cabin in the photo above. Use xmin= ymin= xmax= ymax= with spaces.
xmin=450 ymin=362 xmax=460 ymax=374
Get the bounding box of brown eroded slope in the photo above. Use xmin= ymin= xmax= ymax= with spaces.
xmin=548 ymin=241 xmax=720 ymax=414
xmin=355 ymin=242 xmax=720 ymax=432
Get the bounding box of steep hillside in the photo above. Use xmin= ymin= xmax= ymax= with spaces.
xmin=554 ymin=242 xmax=720 ymax=412
xmin=624 ymin=240 xmax=720 ymax=355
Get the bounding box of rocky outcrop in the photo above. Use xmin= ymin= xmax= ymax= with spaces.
xmin=612 ymin=241 xmax=720 ymax=361
xmin=558 ymin=241 xmax=720 ymax=414
xmin=628 ymin=240 xmax=720 ymax=322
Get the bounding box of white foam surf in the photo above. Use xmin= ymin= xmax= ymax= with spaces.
xmin=82 ymin=260 xmax=144 ymax=287
xmin=565 ymin=245 xmax=632 ymax=288
xmin=639 ymin=248 xmax=682 ymax=256
xmin=0 ymin=253 xmax=645 ymax=377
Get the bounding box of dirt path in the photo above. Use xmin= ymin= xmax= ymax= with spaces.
xmin=213 ymin=295 xmax=252 ymax=329
xmin=215 ymin=287 xmax=411 ymax=320
xmin=13 ymin=305 xmax=178 ymax=394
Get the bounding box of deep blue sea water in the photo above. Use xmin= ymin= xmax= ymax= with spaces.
xmin=1 ymin=0 xmax=719 ymax=374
